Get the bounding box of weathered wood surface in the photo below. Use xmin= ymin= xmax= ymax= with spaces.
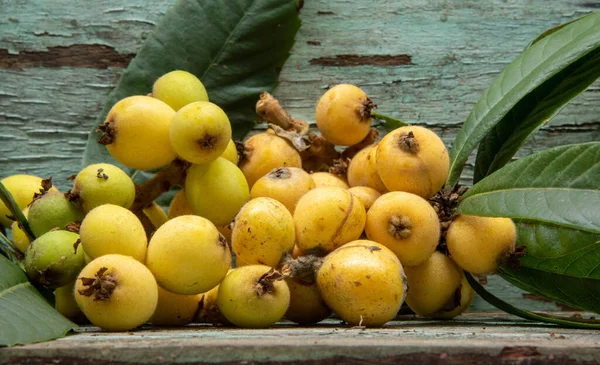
xmin=0 ymin=1 xmax=598 ymax=312
xmin=1 ymin=314 xmax=599 ymax=365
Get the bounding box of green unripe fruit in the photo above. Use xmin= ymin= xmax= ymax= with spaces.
xmin=27 ymin=192 xmax=84 ymax=237
xmin=185 ymin=158 xmax=249 ymax=226
xmin=69 ymin=163 xmax=135 ymax=213
xmin=24 ymin=230 xmax=84 ymax=288
xmin=0 ymin=174 xmax=58 ymax=227
xmin=217 ymin=265 xmax=290 ymax=328
xmin=170 ymin=101 xmax=232 ymax=164
xmin=152 ymin=70 xmax=209 ymax=111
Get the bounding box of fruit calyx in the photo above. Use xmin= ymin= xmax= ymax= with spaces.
xmin=388 ymin=215 xmax=412 ymax=240
xmin=78 ymin=267 xmax=118 ymax=301
xmin=197 ymin=134 xmax=219 ymax=150
xmin=505 ymin=245 xmax=526 ymax=271
xmin=397 ymin=131 xmax=420 ymax=153
xmin=96 ymin=168 xmax=109 ymax=180
xmin=97 ymin=121 xmax=115 ymax=145
xmin=428 ymin=184 xmax=468 ymax=254
xmin=30 ymin=177 xmax=54 ymax=204
xmin=254 ymin=268 xmax=284 ymax=297
xmin=359 ymin=97 xmax=376 ymax=122
xmin=269 ymin=167 xmax=292 ymax=180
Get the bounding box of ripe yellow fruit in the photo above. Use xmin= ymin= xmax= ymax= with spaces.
xmin=167 ymin=189 xmax=194 ymax=219
xmin=217 ymin=265 xmax=290 ymax=328
xmin=196 ymin=277 xmax=230 ymax=325
xmin=221 ymin=139 xmax=239 ymax=165
xmin=150 ymin=286 xmax=203 ymax=326
xmin=11 ymin=208 xmax=30 ymax=254
xmin=142 ymin=202 xmax=168 ymax=229
xmin=347 ymin=144 xmax=387 ymax=193
xmin=348 ymin=186 xmax=381 ymax=211
xmin=250 ymin=167 xmax=315 ymax=214
xmin=315 ymin=84 xmax=374 ymax=146
xmin=317 ymin=240 xmax=407 ymax=327
xmin=99 ymin=95 xmax=177 ymax=170
xmin=403 ymin=251 xmax=463 ymax=317
xmin=239 ymin=132 xmax=302 ymax=188
xmin=74 ymin=254 xmax=158 ymax=331
xmin=376 ymin=125 xmax=449 ymax=198
xmin=55 ymin=282 xmax=85 ymax=323
xmin=294 ymin=187 xmax=366 ymax=254
xmin=285 ymin=277 xmax=331 ymax=325
xmin=310 ymin=172 xmax=349 ymax=189
xmin=446 ymin=215 xmax=517 ymax=274
xmin=146 ymin=215 xmax=231 ymax=295
xmin=79 ymin=204 xmax=147 ymax=263
xmin=0 ymin=175 xmax=58 ymax=227
xmin=70 ymin=163 xmax=135 ymax=213
xmin=170 ymin=101 xmax=232 ymax=164
xmin=365 ymin=191 xmax=440 ymax=267
xmin=152 ymin=70 xmax=209 ymax=111
xmin=433 ymin=273 xmax=475 ymax=320
xmin=232 ymin=198 xmax=295 ymax=267
xmin=185 ymin=158 xmax=249 ymax=226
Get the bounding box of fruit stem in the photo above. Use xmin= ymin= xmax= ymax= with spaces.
xmin=371 ymin=111 xmax=410 ymax=130
xmin=464 ymin=271 xmax=600 ymax=329
xmin=130 ymin=158 xmax=190 ymax=212
xmin=0 ymin=181 xmax=36 ymax=241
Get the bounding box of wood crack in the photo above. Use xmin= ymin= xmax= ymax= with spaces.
xmin=310 ymin=54 xmax=413 ymax=67
xmin=0 ymin=45 xmax=134 ymax=69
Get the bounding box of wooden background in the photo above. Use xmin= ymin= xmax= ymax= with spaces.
xmin=1 ymin=0 xmax=598 ymax=312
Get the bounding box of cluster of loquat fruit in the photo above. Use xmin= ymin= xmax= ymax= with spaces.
xmin=0 ymin=70 xmax=518 ymax=331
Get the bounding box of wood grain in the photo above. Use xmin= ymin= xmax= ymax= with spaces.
xmin=0 ymin=0 xmax=598 ymax=312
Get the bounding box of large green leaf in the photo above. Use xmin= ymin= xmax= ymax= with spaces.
xmin=83 ymin=0 xmax=301 ymax=167
xmin=0 ymin=256 xmax=76 ymax=346
xmin=473 ymin=47 xmax=600 ymax=183
xmin=459 ymin=143 xmax=600 ymax=233
xmin=447 ymin=11 xmax=600 ymax=187
xmin=458 ymin=143 xmax=600 ymax=313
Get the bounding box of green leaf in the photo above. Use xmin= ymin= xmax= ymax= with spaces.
xmin=459 ymin=143 xmax=600 ymax=234
xmin=465 ymin=272 xmax=600 ymax=328
xmin=83 ymin=0 xmax=301 ymax=167
xmin=498 ymin=265 xmax=600 ymax=313
xmin=0 ymin=182 xmax=35 ymax=241
xmin=0 ymin=256 xmax=76 ymax=346
xmin=473 ymin=47 xmax=600 ymax=183
xmin=503 ymin=222 xmax=600 ymax=312
xmin=459 ymin=143 xmax=600 ymax=313
xmin=447 ymin=11 xmax=600 ymax=187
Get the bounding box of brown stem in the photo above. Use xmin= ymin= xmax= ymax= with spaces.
xmin=130 ymin=158 xmax=190 ymax=212
xmin=128 ymin=158 xmax=190 ymax=236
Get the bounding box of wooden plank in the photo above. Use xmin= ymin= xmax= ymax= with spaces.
xmin=1 ymin=314 xmax=599 ymax=364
